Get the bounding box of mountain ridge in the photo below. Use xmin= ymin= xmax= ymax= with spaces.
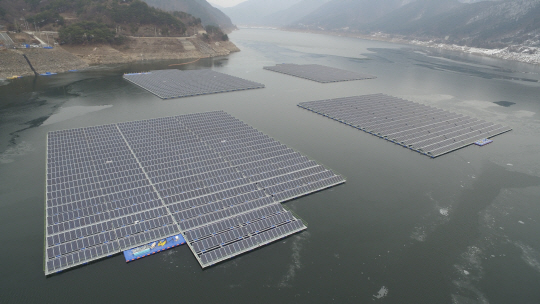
xmin=289 ymin=0 xmax=540 ymax=50
xmin=220 ymin=0 xmax=540 ymax=50
xmin=141 ymin=0 xmax=236 ymax=32
xmin=221 ymin=0 xmax=302 ymax=26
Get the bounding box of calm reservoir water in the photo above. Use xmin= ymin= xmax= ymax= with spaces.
xmin=1 ymin=29 xmax=540 ymax=303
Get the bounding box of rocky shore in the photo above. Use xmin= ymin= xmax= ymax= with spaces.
xmin=0 ymin=37 xmax=240 ymax=79
xmin=0 ymin=47 xmax=89 ymax=78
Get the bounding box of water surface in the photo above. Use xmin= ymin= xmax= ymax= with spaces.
xmin=1 ymin=29 xmax=540 ymax=303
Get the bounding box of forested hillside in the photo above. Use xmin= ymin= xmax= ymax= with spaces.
xmin=221 ymin=0 xmax=302 ymax=26
xmin=142 ymin=0 xmax=236 ymax=31
xmin=0 ymin=0 xmax=229 ymax=44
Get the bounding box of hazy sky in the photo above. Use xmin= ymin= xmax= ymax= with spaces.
xmin=207 ymin=0 xmax=248 ymax=8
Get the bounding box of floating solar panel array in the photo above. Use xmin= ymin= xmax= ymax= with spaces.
xmin=123 ymin=69 xmax=265 ymax=99
xmin=298 ymin=94 xmax=512 ymax=158
xmin=45 ymin=111 xmax=345 ymax=275
xmin=263 ymin=64 xmax=376 ymax=83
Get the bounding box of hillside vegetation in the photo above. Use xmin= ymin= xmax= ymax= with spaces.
xmin=142 ymin=0 xmax=236 ymax=32
xmin=0 ymin=0 xmax=229 ymax=44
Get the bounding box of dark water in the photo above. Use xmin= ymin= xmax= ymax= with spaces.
xmin=1 ymin=29 xmax=540 ymax=303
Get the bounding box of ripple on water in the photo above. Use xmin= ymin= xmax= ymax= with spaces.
xmin=515 ymin=241 xmax=540 ymax=273
xmin=278 ymin=232 xmax=309 ymax=287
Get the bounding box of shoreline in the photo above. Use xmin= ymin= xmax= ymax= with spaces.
xmin=5 ymin=27 xmax=539 ymax=80
xmin=0 ymin=38 xmax=240 ymax=80
xmin=283 ymin=28 xmax=540 ymax=66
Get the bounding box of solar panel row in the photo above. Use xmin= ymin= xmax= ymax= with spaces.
xmin=274 ymin=175 xmax=345 ymax=202
xmin=176 ymin=196 xmax=276 ymax=232
xmin=46 ymin=124 xmax=176 ymax=274
xmin=169 ymin=111 xmax=344 ymax=267
xmin=263 ymin=64 xmax=376 ymax=83
xmin=199 ymin=219 xmax=305 ymax=266
xmin=45 ymin=111 xmax=345 ymax=274
xmin=47 ymin=213 xmax=173 ymax=258
xmin=123 ymin=69 xmax=265 ymax=99
xmin=187 ymin=204 xmax=286 ymax=247
xmin=298 ymin=94 xmax=511 ymax=158
xmin=193 ymin=210 xmax=294 ymax=254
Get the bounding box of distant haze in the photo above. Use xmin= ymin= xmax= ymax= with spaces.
xmin=209 ymin=0 xmax=494 ymax=9
xmin=208 ymin=0 xmax=248 ymax=8
xmin=220 ymin=0 xmax=539 ymax=51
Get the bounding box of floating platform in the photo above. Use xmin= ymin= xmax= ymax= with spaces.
xmin=123 ymin=69 xmax=264 ymax=99
xmin=44 ymin=111 xmax=344 ymax=275
xmin=298 ymin=94 xmax=512 ymax=158
xmin=124 ymin=72 xmax=151 ymax=76
xmin=474 ymin=138 xmax=493 ymax=146
xmin=124 ymin=234 xmax=186 ymax=262
xmin=263 ymin=63 xmax=376 ymax=83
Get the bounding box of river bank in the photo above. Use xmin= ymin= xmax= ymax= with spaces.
xmin=0 ymin=37 xmax=240 ymax=79
xmin=284 ymin=29 xmax=540 ymax=66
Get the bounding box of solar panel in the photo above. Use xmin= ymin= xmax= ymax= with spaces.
xmin=298 ymin=94 xmax=512 ymax=158
xmin=123 ymin=69 xmax=265 ymax=99
xmin=44 ymin=111 xmax=345 ymax=274
xmin=263 ymin=63 xmax=376 ymax=83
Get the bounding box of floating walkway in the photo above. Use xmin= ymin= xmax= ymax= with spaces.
xmin=474 ymin=138 xmax=493 ymax=146
xmin=263 ymin=63 xmax=376 ymax=83
xmin=298 ymin=94 xmax=512 ymax=158
xmin=124 ymin=234 xmax=185 ymax=262
xmin=123 ymin=69 xmax=265 ymax=99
